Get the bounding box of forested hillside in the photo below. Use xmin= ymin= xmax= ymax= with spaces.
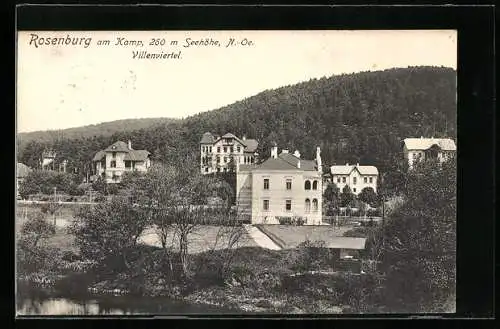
xmin=17 ymin=117 xmax=179 ymax=151
xmin=18 ymin=66 xmax=456 ymax=179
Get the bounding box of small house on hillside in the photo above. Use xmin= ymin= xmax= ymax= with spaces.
xmin=403 ymin=137 xmax=456 ymax=169
xmin=92 ymin=140 xmax=151 ymax=183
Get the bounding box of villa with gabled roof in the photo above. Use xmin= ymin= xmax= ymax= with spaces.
xmin=200 ymin=132 xmax=259 ymax=174
xmin=92 ymin=140 xmax=151 ymax=183
xmin=403 ymin=137 xmax=456 ymax=169
xmin=328 ymin=163 xmax=379 ymax=195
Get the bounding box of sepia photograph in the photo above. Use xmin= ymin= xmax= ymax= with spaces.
xmin=16 ymin=29 xmax=457 ymax=316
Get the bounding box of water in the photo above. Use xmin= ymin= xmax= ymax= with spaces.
xmin=16 ymin=284 xmax=238 ymax=316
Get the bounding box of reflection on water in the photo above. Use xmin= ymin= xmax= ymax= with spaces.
xmin=17 ymin=298 xmax=138 ymax=315
xmin=17 ymin=284 xmax=236 ymax=316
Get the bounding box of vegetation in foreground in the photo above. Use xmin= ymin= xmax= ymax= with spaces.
xmin=17 ymin=158 xmax=456 ymax=314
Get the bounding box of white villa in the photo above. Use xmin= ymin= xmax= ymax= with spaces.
xmin=236 ymin=144 xmax=323 ymax=225
xmin=329 ymin=163 xmax=379 ymax=195
xmin=200 ymin=132 xmax=259 ymax=174
xmin=92 ymin=140 xmax=151 ymax=183
xmin=403 ymin=137 xmax=456 ymax=169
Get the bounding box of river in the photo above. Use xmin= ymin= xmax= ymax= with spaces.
xmin=16 ymin=284 xmax=238 ymax=316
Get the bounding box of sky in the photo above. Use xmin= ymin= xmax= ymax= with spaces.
xmin=17 ymin=30 xmax=457 ymax=133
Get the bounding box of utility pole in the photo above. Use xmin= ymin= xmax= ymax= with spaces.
xmin=53 ymin=187 xmax=57 ymax=226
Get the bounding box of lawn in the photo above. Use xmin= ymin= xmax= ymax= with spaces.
xmin=17 ymin=204 xmax=259 ymax=256
xmin=256 ymin=225 xmax=355 ymax=249
xmin=139 ymin=225 xmax=259 ymax=254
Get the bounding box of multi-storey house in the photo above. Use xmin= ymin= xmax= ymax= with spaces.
xmin=92 ymin=140 xmax=151 ymax=183
xmin=329 ymin=163 xmax=379 ymax=195
xmin=200 ymin=132 xmax=259 ymax=174
xmin=403 ymin=137 xmax=456 ymax=169
xmin=236 ymin=144 xmax=323 ymax=225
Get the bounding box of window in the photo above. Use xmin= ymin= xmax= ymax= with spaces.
xmin=237 ymin=146 xmax=241 ymax=152
xmin=251 ymin=158 xmax=254 ymax=164
xmin=369 ymin=177 xmax=373 ymax=183
xmin=110 ymin=160 xmax=116 ymax=168
xmin=209 ymin=146 xmax=212 ymax=152
xmin=125 ymin=161 xmax=131 ymax=168
xmin=312 ymin=199 xmax=318 ymax=212
xmin=337 ymin=177 xmax=341 ymax=183
xmin=285 ymin=200 xmax=292 ymax=212
xmin=342 ymin=177 xmax=346 ymax=183
xmin=112 ymin=152 xmax=116 ymax=158
xmin=224 ymin=157 xmax=228 ymax=163
xmin=217 ymin=147 xmax=221 ymax=153
xmin=364 ymin=177 xmax=368 ymax=183
xmin=304 ymin=180 xmax=311 ymax=190
xmin=264 ymin=179 xmax=269 ymax=190
xmin=217 ymin=168 xmax=220 ymax=172
xmin=217 ymin=156 xmax=221 ymax=163
xmin=286 ymin=179 xmax=292 ymax=190
xmin=230 ymin=146 xmax=234 ymax=153
xmin=205 ymin=167 xmax=208 ymax=172
xmin=413 ymin=153 xmax=417 ymax=159
xmin=305 ymin=199 xmax=311 ymax=213
xmin=312 ymin=180 xmax=318 ymax=190
xmin=353 ymin=177 xmax=357 ymax=185
xmin=224 ymin=147 xmax=227 ymax=153
xmin=263 ymin=200 xmax=269 ymax=211
xmin=353 ymin=188 xmax=357 ymax=193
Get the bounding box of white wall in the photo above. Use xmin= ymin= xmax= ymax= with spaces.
xmin=249 ymin=170 xmax=322 ymax=225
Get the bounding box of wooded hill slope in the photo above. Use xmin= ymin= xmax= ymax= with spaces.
xmin=18 ymin=66 xmax=456 ymax=178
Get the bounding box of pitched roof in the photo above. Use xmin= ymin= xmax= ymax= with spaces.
xmin=92 ymin=150 xmax=106 ymax=161
xmin=254 ymin=152 xmax=318 ymax=171
xmin=331 ymin=164 xmax=379 ymax=176
xmin=200 ymin=132 xmax=216 ymax=144
xmin=104 ymin=141 xmax=130 ymax=152
xmin=243 ymin=139 xmax=258 ymax=153
xmin=238 ymin=164 xmax=258 ymax=172
xmin=124 ymin=150 xmax=150 ymax=161
xmin=403 ymin=138 xmax=456 ymax=151
xmin=222 ymin=133 xmax=237 ymax=139
xmin=326 ymin=237 xmax=366 ymax=250
xmin=17 ymin=163 xmax=32 ymax=178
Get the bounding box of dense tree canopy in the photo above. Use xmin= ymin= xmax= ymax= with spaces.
xmin=379 ymin=157 xmax=456 ymax=312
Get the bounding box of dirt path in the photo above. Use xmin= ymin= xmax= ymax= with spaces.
xmin=243 ymin=225 xmax=281 ymax=250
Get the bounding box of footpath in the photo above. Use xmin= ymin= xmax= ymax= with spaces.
xmin=243 ymin=224 xmax=281 ymax=250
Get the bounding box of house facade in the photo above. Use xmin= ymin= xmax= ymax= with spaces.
xmin=403 ymin=137 xmax=456 ymax=170
xmin=92 ymin=140 xmax=151 ymax=183
xmin=329 ymin=163 xmax=379 ymax=196
xmin=16 ymin=163 xmax=32 ymax=199
xmin=236 ymin=144 xmax=323 ymax=225
xmin=200 ymin=132 xmax=259 ymax=174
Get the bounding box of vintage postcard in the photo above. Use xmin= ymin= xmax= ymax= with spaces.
xmin=16 ymin=30 xmax=457 ymax=316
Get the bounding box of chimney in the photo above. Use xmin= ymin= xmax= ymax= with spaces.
xmin=356 ymin=163 xmax=359 ymax=167
xmin=421 ymin=136 xmax=424 ymax=139
xmin=282 ymin=149 xmax=289 ymax=154
xmin=242 ymin=135 xmax=246 ymax=141
xmin=128 ymin=140 xmax=132 ymax=150
xmin=271 ymin=143 xmax=278 ymax=159
xmin=297 ymin=160 xmax=301 ymax=169
xmin=293 ymin=150 xmax=301 ymax=158
xmin=346 ymin=163 xmax=349 ymax=166
xmin=316 ymin=146 xmax=322 ymax=173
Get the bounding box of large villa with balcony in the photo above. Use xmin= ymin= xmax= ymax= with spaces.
xmin=200 ymin=132 xmax=259 ymax=174
xmin=92 ymin=140 xmax=151 ymax=183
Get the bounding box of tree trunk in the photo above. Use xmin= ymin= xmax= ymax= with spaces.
xmin=179 ymin=234 xmax=189 ymax=278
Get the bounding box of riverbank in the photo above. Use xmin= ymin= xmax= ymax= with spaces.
xmin=18 ymin=244 xmax=381 ymax=315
